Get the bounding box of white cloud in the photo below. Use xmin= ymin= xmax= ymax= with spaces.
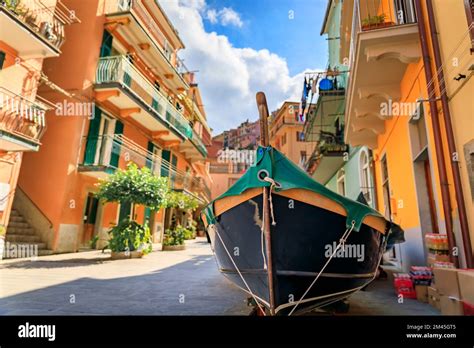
xmin=204 ymin=6 xmax=243 ymax=28
xmin=219 ymin=7 xmax=243 ymax=28
xmin=160 ymin=0 xmax=320 ymax=133
xmin=206 ymin=9 xmax=218 ymax=24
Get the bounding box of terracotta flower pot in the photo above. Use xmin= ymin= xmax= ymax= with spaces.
xmin=110 ymin=250 xmax=144 ymax=259
xmin=162 ymin=244 xmax=186 ymax=251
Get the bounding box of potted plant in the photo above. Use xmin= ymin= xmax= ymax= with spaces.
xmin=163 ymin=226 xmax=186 ymax=251
xmin=96 ymin=163 xmax=169 ymax=259
xmin=361 ymin=14 xmax=388 ymax=30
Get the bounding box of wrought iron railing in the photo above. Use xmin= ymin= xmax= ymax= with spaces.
xmin=107 ymin=0 xmax=188 ymax=84
xmin=96 ymin=55 xmax=192 ymax=139
xmin=0 ymin=0 xmax=79 ymax=50
xmin=356 ymin=0 xmax=417 ymax=32
xmin=0 ymin=87 xmax=47 ymax=144
xmin=79 ymin=134 xmax=205 ymax=193
xmin=190 ymin=128 xmax=207 ymax=157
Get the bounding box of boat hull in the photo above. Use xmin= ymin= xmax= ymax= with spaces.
xmin=208 ymin=193 xmax=385 ymax=315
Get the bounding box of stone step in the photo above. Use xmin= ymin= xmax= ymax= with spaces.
xmin=8 ymin=221 xmax=30 ymax=229
xmin=38 ymin=250 xmax=54 ymax=256
xmin=10 ymin=210 xmax=20 ymax=216
xmin=6 ymin=227 xmax=36 ymax=235
xmin=5 ymin=234 xmax=42 ymax=243
xmin=9 ymin=216 xmax=27 ymax=223
xmin=3 ymin=248 xmax=54 ymax=259
xmin=4 ymin=242 xmax=47 ymax=250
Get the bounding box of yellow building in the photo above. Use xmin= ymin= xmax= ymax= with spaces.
xmin=340 ymin=0 xmax=473 ymax=269
xmin=269 ymin=101 xmax=316 ymax=167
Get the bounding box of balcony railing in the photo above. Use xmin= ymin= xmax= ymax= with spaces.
xmin=190 ymin=128 xmax=207 ymax=157
xmin=356 ymin=0 xmax=417 ymax=32
xmin=1 ymin=0 xmax=79 ymax=51
xmin=79 ymin=134 xmax=206 ymax=194
xmin=108 ymin=0 xmax=189 ymax=84
xmin=96 ymin=55 xmax=192 ymax=139
xmin=0 ymin=87 xmax=47 ymax=144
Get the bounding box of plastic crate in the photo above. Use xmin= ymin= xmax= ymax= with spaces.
xmin=463 ymin=301 xmax=474 ymax=316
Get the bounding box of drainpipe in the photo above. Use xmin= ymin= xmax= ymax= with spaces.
xmin=426 ymin=0 xmax=473 ymax=268
xmin=414 ymin=0 xmax=459 ymax=267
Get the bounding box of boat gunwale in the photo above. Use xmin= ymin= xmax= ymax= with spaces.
xmin=205 ymin=187 xmax=387 ymax=234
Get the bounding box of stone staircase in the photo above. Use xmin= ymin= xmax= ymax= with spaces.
xmin=4 ymin=209 xmax=54 ymax=258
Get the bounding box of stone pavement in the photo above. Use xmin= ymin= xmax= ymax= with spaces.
xmin=0 ymin=238 xmax=439 ymax=315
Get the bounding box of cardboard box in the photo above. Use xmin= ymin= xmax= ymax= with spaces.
xmin=433 ymin=268 xmax=461 ymax=297
xmin=428 ymin=286 xmax=441 ymax=310
xmin=440 ymin=295 xmax=464 ymax=315
xmin=415 ymin=285 xmax=428 ymax=303
xmin=457 ymin=271 xmax=474 ymax=304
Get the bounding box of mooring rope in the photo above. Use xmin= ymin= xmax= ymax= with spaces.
xmin=288 ymin=220 xmax=356 ymax=316
xmin=210 ymin=224 xmax=267 ymax=316
xmin=263 ymin=176 xmax=277 ymax=226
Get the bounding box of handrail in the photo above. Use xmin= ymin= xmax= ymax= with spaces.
xmin=17 ymin=185 xmax=53 ymax=228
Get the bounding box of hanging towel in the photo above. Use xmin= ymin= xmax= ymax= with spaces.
xmin=298 ymin=77 xmax=309 ymax=122
xmin=311 ymin=75 xmax=319 ymax=94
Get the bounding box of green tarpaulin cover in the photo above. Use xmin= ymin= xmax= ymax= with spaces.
xmin=202 ymin=146 xmax=388 ymax=232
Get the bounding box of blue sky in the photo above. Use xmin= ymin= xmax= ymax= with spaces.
xmin=161 ymin=0 xmax=329 ymax=133
xmin=203 ymin=0 xmax=328 ymax=75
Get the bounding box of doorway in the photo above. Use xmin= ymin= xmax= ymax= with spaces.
xmin=381 ymin=154 xmax=402 ymax=269
xmin=82 ymin=192 xmax=100 ymax=246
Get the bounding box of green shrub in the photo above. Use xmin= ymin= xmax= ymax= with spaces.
xmin=163 ymin=226 xmax=186 ymax=246
xmin=185 ymin=220 xmax=197 ymax=240
xmin=89 ymin=235 xmax=99 ymax=249
xmin=107 ymin=219 xmax=152 ymax=254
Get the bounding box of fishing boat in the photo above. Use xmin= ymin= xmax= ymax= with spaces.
xmin=201 ymin=92 xmax=404 ymax=316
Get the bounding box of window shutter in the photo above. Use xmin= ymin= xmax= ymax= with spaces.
xmin=118 ymin=202 xmax=131 ymax=222
xmin=146 ymin=141 xmax=154 ymax=169
xmin=143 ymin=208 xmax=151 ymax=227
xmin=99 ymin=30 xmax=113 ymax=57
xmin=161 ymin=150 xmax=171 ymax=177
xmin=109 ymin=120 xmax=124 ymax=168
xmin=83 ymin=107 xmax=102 ymax=165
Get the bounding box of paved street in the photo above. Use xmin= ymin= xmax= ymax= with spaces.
xmin=0 ymin=238 xmax=438 ymax=316
xmin=0 ymin=238 xmax=249 ymax=315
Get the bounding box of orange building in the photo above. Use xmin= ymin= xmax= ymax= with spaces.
xmin=269 ymin=101 xmax=316 ymax=167
xmin=340 ymin=0 xmax=473 ymax=269
xmin=0 ymin=0 xmax=79 ymax=256
xmin=208 ymin=135 xmax=248 ymax=200
xmin=7 ymin=0 xmax=211 ymax=254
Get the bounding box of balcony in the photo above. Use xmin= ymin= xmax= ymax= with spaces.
xmin=344 ymin=0 xmax=421 ymax=149
xmin=304 ymin=93 xmax=349 ymax=183
xmin=0 ymin=0 xmax=79 ymax=58
xmin=179 ymin=128 xmax=207 ymax=161
xmin=105 ymin=0 xmax=188 ymax=93
xmin=78 ymin=133 xmax=208 ymax=202
xmin=0 ymin=87 xmax=48 ymax=151
xmin=95 ymin=55 xmax=192 ymax=143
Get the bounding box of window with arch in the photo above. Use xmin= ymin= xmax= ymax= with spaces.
xmin=337 ymin=169 xmax=345 ymax=196
xmin=360 ymin=150 xmax=373 ymax=205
